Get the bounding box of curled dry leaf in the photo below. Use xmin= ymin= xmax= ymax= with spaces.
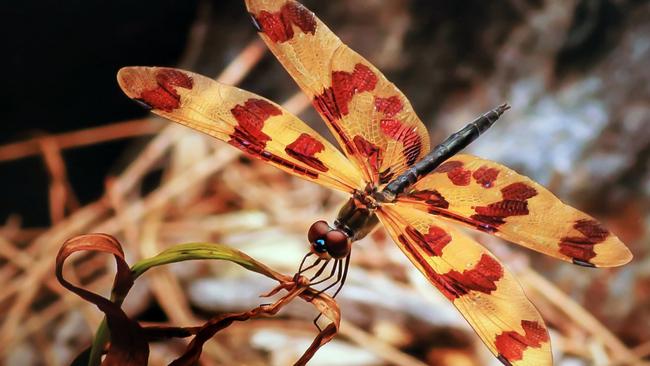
xmin=56 ymin=234 xmax=340 ymax=366
xmin=56 ymin=234 xmax=149 ymax=365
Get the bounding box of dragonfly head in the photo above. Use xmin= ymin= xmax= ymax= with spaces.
xmin=308 ymin=220 xmax=351 ymax=259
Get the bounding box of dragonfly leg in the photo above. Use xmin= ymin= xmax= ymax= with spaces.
xmin=330 ymin=254 xmax=350 ymax=299
xmin=313 ymin=311 xmax=324 ymax=331
xmin=295 ymin=257 xmax=322 ymax=280
xmin=310 ymin=258 xmax=343 ymax=299
xmin=297 ymin=252 xmax=314 ymax=273
xmin=309 ymin=259 xmax=331 ymax=281
xmin=310 ymin=259 xmax=339 ymax=286
xmin=311 ymin=254 xmax=350 ymax=330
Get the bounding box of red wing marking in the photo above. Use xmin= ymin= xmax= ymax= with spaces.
xmin=379 ymin=119 xmax=404 ymax=134
xmin=156 ymin=69 xmax=193 ymax=89
xmin=238 ymin=141 xmax=319 ymax=179
xmin=353 ymin=135 xmax=382 ymax=178
xmin=313 ymin=87 xmax=340 ymax=124
xmin=407 ymin=189 xmax=450 ymax=209
xmin=375 ymin=96 xmax=403 ymax=117
xmin=227 ymin=98 xmax=320 ymax=178
xmin=312 ymin=63 xmax=378 ymax=158
xmin=254 ymin=1 xmax=316 ymax=43
xmin=495 ymin=320 xmax=549 ymax=364
xmin=559 ymin=219 xmax=610 ymax=265
xmin=435 ymin=160 xmax=463 ymax=173
xmin=473 ymin=201 xmax=529 ymax=223
xmin=313 ymin=88 xmax=355 ymax=155
xmin=472 ymin=166 xmax=500 ymax=188
xmin=405 ymin=225 xmax=451 ymax=257
xmin=285 ymin=133 xmax=328 ymax=172
xmin=435 ymin=160 xmax=471 ymax=186
xmin=448 ymin=167 xmax=471 ymax=186
xmin=402 ymin=188 xmax=504 ymax=232
xmin=279 ymin=1 xmax=316 ymax=34
xmin=138 ymin=69 xmax=194 ymax=112
xmin=375 ymin=95 xmax=422 ymax=166
xmin=444 ymin=254 xmax=503 ymax=298
xmin=398 ymin=237 xmax=503 ymax=301
xmin=331 ymin=63 xmax=378 ymax=116
xmin=380 ymin=119 xmax=422 ymax=166
xmin=314 ymin=63 xmax=378 ymax=120
xmin=501 ymin=182 xmax=538 ymax=201
xmin=471 ymin=182 xmax=539 ymax=228
xmin=229 ymin=98 xmax=281 ymax=150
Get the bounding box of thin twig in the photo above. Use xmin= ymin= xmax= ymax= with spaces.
xmin=38 ymin=137 xmax=79 ymax=223
xmin=177 ymin=0 xmax=212 ymax=70
xmin=0 ymin=119 xmax=160 ymax=163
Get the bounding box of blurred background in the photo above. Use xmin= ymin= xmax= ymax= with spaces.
xmin=0 ymin=0 xmax=648 ymax=365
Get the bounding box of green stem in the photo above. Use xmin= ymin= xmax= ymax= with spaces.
xmin=86 ymin=242 xmax=282 ymax=366
xmin=88 ymin=320 xmax=109 ymax=366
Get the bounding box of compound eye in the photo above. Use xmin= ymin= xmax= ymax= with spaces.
xmin=325 ymin=230 xmax=350 ymax=259
xmin=308 ymin=220 xmax=330 ymax=243
xmin=313 ymin=238 xmax=328 ymax=253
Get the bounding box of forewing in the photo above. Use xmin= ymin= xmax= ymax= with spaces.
xmin=397 ymin=154 xmax=632 ymax=267
xmin=117 ymin=66 xmax=365 ymax=193
xmin=378 ymin=204 xmax=552 ymax=366
xmin=245 ymin=0 xmax=430 ymax=186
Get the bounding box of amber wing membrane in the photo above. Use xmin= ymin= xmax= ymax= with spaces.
xmin=378 ymin=204 xmax=552 ymax=366
xmin=245 ymin=0 xmax=430 ymax=186
xmin=117 ymin=67 xmax=365 ymax=193
xmin=396 ymin=154 xmax=632 ymax=267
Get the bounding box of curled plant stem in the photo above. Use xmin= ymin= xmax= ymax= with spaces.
xmin=54 ymin=235 xmax=340 ymax=366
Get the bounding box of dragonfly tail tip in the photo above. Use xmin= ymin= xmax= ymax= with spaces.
xmin=496 ymin=103 xmax=511 ymax=116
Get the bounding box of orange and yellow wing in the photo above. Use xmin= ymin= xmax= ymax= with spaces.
xmin=245 ymin=0 xmax=430 ymax=186
xmin=117 ymin=66 xmax=365 ymax=193
xmin=397 ymin=154 xmax=632 ymax=267
xmin=378 ymin=204 xmax=552 ymax=366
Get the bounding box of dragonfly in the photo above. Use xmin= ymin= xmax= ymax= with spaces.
xmin=117 ymin=0 xmax=633 ymax=364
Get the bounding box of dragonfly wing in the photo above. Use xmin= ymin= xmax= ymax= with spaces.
xmin=397 ymin=154 xmax=632 ymax=267
xmin=378 ymin=204 xmax=552 ymax=366
xmin=245 ymin=0 xmax=430 ymax=186
xmin=117 ymin=66 xmax=365 ymax=193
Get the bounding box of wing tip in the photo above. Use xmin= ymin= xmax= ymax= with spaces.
xmin=116 ymin=65 xmax=141 ymax=80
xmin=116 ymin=66 xmax=197 ymax=112
xmin=588 ymin=239 xmax=634 ymax=268
xmin=497 ymin=355 xmax=513 ymax=366
xmin=116 ymin=66 xmax=146 ymax=98
xmin=595 ymin=247 xmax=634 ymax=268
